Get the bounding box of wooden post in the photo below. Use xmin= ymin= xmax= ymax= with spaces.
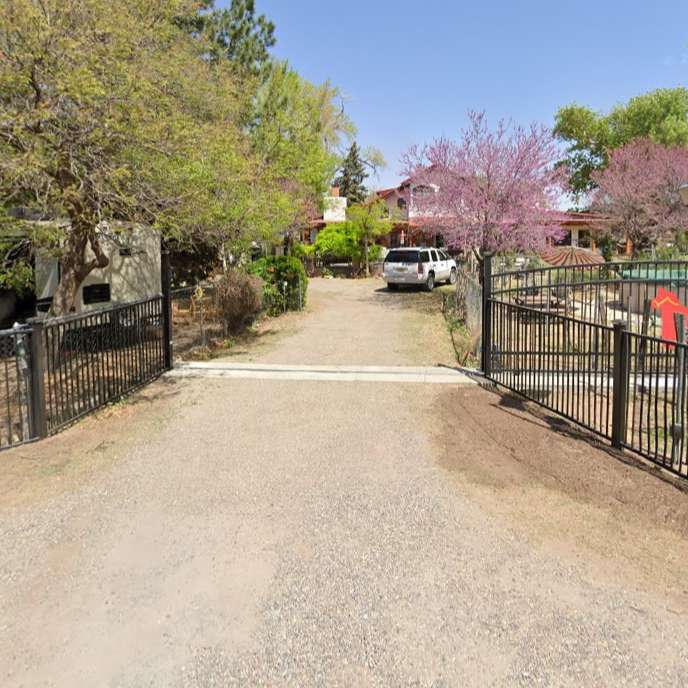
xmin=672 ymin=313 xmax=686 ymax=469
xmin=596 ymin=298 xmax=607 ymax=326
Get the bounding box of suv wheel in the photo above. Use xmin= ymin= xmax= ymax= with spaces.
xmin=425 ymin=273 xmax=435 ymax=292
xmin=448 ymin=268 xmax=457 ymax=285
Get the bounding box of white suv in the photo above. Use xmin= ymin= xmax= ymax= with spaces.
xmin=383 ymin=247 xmax=457 ymax=292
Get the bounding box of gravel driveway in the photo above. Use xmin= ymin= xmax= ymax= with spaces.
xmin=1 ymin=278 xmax=687 ymax=687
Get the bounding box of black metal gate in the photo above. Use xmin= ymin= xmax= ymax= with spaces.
xmin=482 ymin=256 xmax=688 ymax=480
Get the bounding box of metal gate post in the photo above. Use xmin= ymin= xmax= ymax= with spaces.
xmin=28 ymin=320 xmax=48 ymax=439
xmin=161 ymin=242 xmax=173 ymax=370
xmin=672 ymin=314 xmax=686 ymax=468
xmin=611 ymin=320 xmax=630 ymax=449
xmin=481 ymin=254 xmax=493 ymax=375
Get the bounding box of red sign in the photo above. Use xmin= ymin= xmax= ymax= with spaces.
xmin=651 ymin=288 xmax=688 ymax=342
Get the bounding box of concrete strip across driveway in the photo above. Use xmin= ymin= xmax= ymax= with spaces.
xmin=169 ymin=361 xmax=479 ymax=385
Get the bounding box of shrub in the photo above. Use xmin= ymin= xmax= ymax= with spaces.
xmin=597 ymin=234 xmax=616 ymax=262
xmin=0 ymin=235 xmax=34 ymax=296
xmin=368 ymin=244 xmax=383 ymax=263
xmin=291 ymin=242 xmax=315 ymax=260
xmin=247 ymin=256 xmax=308 ymax=315
xmin=291 ymin=242 xmax=318 ymax=277
xmin=0 ymin=260 xmax=33 ymax=296
xmin=214 ymin=269 xmax=264 ymax=335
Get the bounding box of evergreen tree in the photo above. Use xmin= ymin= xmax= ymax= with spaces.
xmin=335 ymin=142 xmax=369 ymax=205
xmin=188 ymin=0 xmax=276 ymax=76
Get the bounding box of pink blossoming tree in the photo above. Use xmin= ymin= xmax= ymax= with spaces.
xmin=591 ymin=139 xmax=688 ymax=255
xmin=402 ymin=111 xmax=568 ymax=263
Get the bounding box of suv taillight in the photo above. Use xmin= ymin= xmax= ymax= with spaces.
xmin=417 ymin=261 xmax=423 ymax=274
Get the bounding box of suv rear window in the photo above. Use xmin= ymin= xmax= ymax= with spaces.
xmin=385 ymin=250 xmax=420 ymax=263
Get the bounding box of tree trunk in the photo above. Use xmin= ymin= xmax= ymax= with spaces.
xmin=364 ymin=236 xmax=370 ymax=277
xmin=51 ymin=224 xmax=109 ymax=316
xmin=474 ymin=248 xmax=486 ymax=284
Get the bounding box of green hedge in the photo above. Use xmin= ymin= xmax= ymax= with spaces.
xmin=247 ymin=256 xmax=308 ymax=315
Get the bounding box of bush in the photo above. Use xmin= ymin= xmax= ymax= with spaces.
xmin=597 ymin=234 xmax=616 ymax=262
xmin=368 ymin=243 xmax=383 ymax=263
xmin=247 ymin=255 xmax=308 ymax=315
xmin=291 ymin=242 xmax=315 ymax=260
xmin=214 ymin=269 xmax=263 ymax=335
xmin=0 ymin=260 xmax=33 ymax=296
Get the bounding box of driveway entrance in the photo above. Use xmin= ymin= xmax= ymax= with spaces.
xmin=1 ymin=278 xmax=687 ymax=687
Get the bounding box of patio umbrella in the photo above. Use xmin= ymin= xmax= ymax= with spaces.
xmin=538 ymin=246 xmax=605 ymax=267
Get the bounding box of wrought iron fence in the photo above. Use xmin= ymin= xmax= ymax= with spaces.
xmin=624 ymin=331 xmax=688 ymax=477
xmin=484 ymin=257 xmax=688 ymax=480
xmin=0 ymin=295 xmax=171 ymax=451
xmin=0 ymin=326 xmax=33 ymax=449
xmin=489 ymin=299 xmax=615 ymax=440
xmin=42 ymin=298 xmax=167 ymax=433
xmin=490 ymin=259 xmax=688 ymax=337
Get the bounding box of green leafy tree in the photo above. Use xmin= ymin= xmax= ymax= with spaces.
xmin=1 ymin=0 xmax=360 ymax=313
xmin=335 ymin=142 xmax=369 ymax=205
xmin=0 ymin=223 xmax=33 ymax=297
xmin=314 ymin=200 xmax=390 ymax=275
xmin=250 ymin=62 xmax=354 ymax=247
xmin=347 ymin=199 xmax=391 ymax=276
xmin=0 ymin=0 xmax=273 ymax=314
xmin=554 ymin=88 xmax=688 ymax=196
xmin=313 ymin=223 xmax=361 ymax=262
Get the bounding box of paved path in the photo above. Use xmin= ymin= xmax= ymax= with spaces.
xmin=1 ymin=279 xmax=688 ymax=687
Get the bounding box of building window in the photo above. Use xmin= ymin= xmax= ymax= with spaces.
xmin=397 ymin=198 xmax=407 ymax=210
xmin=83 ymin=283 xmax=111 ymax=305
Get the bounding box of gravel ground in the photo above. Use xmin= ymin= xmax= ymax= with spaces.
xmin=1 ymin=279 xmax=687 ymax=687
xmin=213 ymin=277 xmax=458 ymax=367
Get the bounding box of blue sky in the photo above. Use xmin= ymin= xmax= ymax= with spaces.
xmin=223 ymin=1 xmax=688 ymax=189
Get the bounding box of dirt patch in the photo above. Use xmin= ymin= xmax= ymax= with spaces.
xmin=432 ymin=384 xmax=688 ymax=605
xmin=0 ymin=377 xmax=182 ymax=508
